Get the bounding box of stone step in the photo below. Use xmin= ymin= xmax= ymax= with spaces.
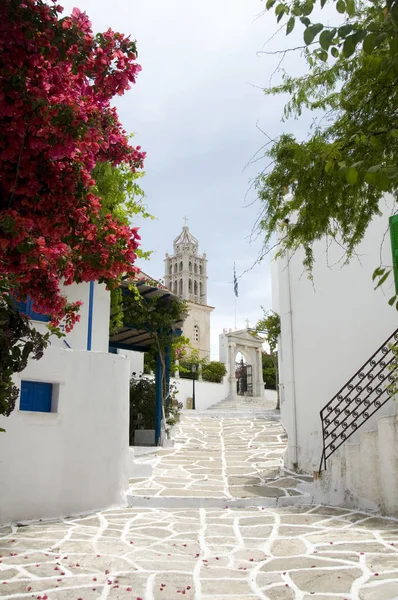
xmin=126 ymin=492 xmax=313 ymax=509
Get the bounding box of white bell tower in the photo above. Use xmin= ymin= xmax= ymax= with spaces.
xmin=164 ymin=222 xmax=213 ymax=359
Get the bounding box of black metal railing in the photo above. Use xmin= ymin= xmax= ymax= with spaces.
xmin=319 ymin=328 xmax=398 ymax=472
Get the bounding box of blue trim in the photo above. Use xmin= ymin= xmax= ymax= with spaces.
xmin=109 ymin=342 xmax=149 ymax=353
xmin=20 ymin=381 xmax=53 ymax=413
xmin=155 ymin=352 xmax=163 ymax=445
xmin=87 ymin=281 xmax=95 ymax=351
xmin=165 ymin=344 xmax=171 ymax=398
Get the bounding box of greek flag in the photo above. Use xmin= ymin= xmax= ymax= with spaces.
xmin=234 ymin=264 xmax=238 ymax=297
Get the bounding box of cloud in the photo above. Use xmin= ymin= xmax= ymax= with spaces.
xmin=60 ymin=0 xmax=313 ymax=361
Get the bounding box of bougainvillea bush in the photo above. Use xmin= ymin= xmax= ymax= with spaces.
xmin=0 ymin=0 xmax=145 ymax=418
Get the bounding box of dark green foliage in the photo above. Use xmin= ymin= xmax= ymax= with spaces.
xmin=129 ymin=375 xmax=181 ymax=444
xmin=202 ymin=361 xmax=227 ymax=383
xmin=262 ymin=352 xmax=278 ymax=389
xmin=257 ymin=0 xmax=398 ymax=281
xmin=0 ymin=295 xmax=50 ymax=429
xmin=253 ymin=309 xmax=281 ymax=408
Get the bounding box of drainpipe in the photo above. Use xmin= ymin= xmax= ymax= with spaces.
xmin=285 ymin=246 xmax=298 ymax=468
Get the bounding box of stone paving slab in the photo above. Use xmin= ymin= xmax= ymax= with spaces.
xmin=1 ymin=505 xmax=398 ymax=599
xmin=128 ymin=414 xmax=311 ymax=503
xmin=2 ymin=412 xmax=398 ymax=599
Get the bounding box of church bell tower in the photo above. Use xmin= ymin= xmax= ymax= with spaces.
xmin=164 ymin=222 xmax=213 ymax=359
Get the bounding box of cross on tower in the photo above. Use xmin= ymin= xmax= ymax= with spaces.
xmin=183 ymin=216 xmax=189 ymax=226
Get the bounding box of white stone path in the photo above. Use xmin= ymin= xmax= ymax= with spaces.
xmin=1 ymin=413 xmax=398 ymax=599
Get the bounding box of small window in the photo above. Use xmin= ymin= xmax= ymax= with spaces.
xmin=173 ymin=281 xmax=177 ymax=294
xmin=199 ymin=282 xmax=203 ymax=297
xmin=169 ymin=265 xmax=172 ymax=275
xmin=189 ymin=261 xmax=192 ymax=272
xmin=179 ymin=279 xmax=183 ymax=295
xmin=194 ymin=281 xmax=198 ymax=295
xmin=193 ymin=325 xmax=200 ymax=343
xmin=12 ymin=296 xmax=50 ymax=323
xmin=174 ymin=263 xmax=177 ymax=274
xmin=179 ymin=261 xmax=183 ymax=272
xmin=199 ymin=265 xmax=202 ymax=275
xmin=20 ymin=381 xmax=53 ymax=413
xmin=189 ymin=279 xmax=192 ymax=293
xmin=194 ymin=264 xmax=198 ymax=274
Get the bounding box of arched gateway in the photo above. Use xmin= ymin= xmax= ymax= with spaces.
xmin=219 ymin=328 xmax=264 ymax=401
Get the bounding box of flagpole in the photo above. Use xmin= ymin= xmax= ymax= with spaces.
xmin=234 ymin=262 xmax=237 ymax=330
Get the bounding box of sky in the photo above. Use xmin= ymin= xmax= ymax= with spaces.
xmin=61 ymin=0 xmax=310 ymax=359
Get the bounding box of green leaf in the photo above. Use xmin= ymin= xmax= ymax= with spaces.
xmin=388 ymin=295 xmax=397 ymax=306
xmin=367 ymin=164 xmax=382 ymax=173
xmin=317 ymin=49 xmax=329 ymax=61
xmin=277 ymin=10 xmax=286 ymax=22
xmin=336 ymin=0 xmax=346 ymax=13
xmin=266 ymin=0 xmax=277 ymax=8
xmin=345 ymin=166 xmax=358 ymax=184
xmin=331 ymin=46 xmax=339 ymax=57
xmin=363 ymin=32 xmax=377 ymax=54
xmin=345 ymin=0 xmax=355 ymax=16
xmin=374 ymin=32 xmax=388 ymax=48
xmin=343 ymin=35 xmax=357 ymax=57
xmin=302 ymin=1 xmax=314 ymax=16
xmin=286 ymin=17 xmax=295 ymax=34
xmin=304 ymin=23 xmax=323 ymax=45
xmin=0 ymin=428 xmax=5 ymax=433
xmin=375 ymin=270 xmax=390 ymax=289
xmin=300 ymin=16 xmax=311 ymax=26
xmin=275 ymin=3 xmax=285 ymax=15
xmin=319 ymin=30 xmax=333 ymax=50
xmin=338 ymin=24 xmax=353 ymax=37
xmin=373 ymin=267 xmax=385 ymax=280
xmin=369 ymin=135 xmax=381 ymax=147
xmin=325 ymin=160 xmax=334 ymax=173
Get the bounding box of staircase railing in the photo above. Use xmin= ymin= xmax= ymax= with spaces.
xmin=319 ymin=328 xmax=398 ymax=472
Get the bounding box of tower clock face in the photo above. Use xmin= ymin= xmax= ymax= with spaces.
xmin=183 ymin=245 xmax=189 ymax=252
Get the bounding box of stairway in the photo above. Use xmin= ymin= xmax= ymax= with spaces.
xmin=205 ymin=394 xmax=276 ymax=414
xmin=313 ymin=409 xmax=398 ymax=515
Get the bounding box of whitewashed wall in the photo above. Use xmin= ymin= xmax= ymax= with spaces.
xmin=273 ymin=194 xmax=398 ymax=472
xmin=117 ymin=349 xmax=145 ymax=377
xmin=0 ymin=348 xmax=130 ymax=525
xmin=171 ymin=377 xmax=228 ymax=411
xmin=31 ymin=281 xmax=110 ymax=352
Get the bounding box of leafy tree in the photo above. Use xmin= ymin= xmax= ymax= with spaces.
xmin=262 ymin=351 xmax=278 ymax=390
xmin=129 ymin=375 xmax=180 ymax=444
xmin=202 ymin=361 xmax=227 ymax=383
xmin=256 ymin=0 xmax=398 ymax=292
xmin=0 ymin=0 xmax=145 ymax=418
xmin=253 ymin=309 xmax=281 ymax=408
xmin=117 ymin=283 xmax=187 ymax=431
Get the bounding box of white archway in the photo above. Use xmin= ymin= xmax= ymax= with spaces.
xmin=220 ymin=328 xmax=264 ymax=401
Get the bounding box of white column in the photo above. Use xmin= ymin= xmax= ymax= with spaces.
xmin=227 ymin=341 xmax=236 ymax=399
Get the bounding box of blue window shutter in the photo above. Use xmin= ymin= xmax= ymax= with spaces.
xmin=19 ymin=381 xmax=32 ymax=411
xmin=389 ymin=215 xmax=398 ymax=293
xmin=11 ymin=296 xmax=28 ymax=314
xmin=20 ymin=381 xmax=52 ymax=413
xmin=27 ymin=298 xmax=50 ymax=322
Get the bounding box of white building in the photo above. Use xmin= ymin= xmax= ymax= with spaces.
xmin=0 ymin=282 xmax=131 ymax=525
xmin=164 ymin=225 xmax=214 ymax=359
xmin=272 ymin=194 xmax=398 ymax=514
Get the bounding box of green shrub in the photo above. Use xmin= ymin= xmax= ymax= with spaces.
xmin=202 ymin=361 xmax=227 ymax=383
xmin=129 ymin=375 xmax=181 ymax=444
